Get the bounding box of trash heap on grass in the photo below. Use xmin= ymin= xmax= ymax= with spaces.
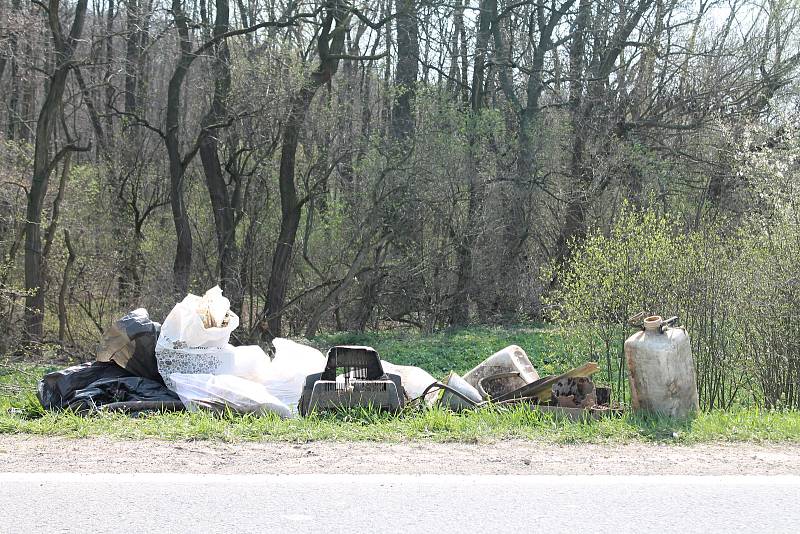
xmin=37 ymin=288 xmax=697 ymax=420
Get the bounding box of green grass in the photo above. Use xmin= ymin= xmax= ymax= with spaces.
xmin=312 ymin=325 xmax=560 ymax=377
xmin=2 ymin=327 xmax=800 ymax=444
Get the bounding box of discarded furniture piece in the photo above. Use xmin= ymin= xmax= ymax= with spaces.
xmin=463 ymin=345 xmax=540 ymax=399
xmin=625 ymin=314 xmax=699 ymax=419
xmin=299 ymin=346 xmax=404 ymax=416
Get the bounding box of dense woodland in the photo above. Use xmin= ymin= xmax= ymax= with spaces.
xmin=1 ymin=0 xmax=799 ymax=376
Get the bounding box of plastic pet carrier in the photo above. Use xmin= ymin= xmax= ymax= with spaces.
xmin=299 ymin=346 xmax=404 ymax=416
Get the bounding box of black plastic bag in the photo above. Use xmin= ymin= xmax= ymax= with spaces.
xmin=37 ymin=361 xmax=181 ymax=413
xmin=37 ymin=361 xmax=133 ymax=410
xmin=96 ymin=308 xmax=163 ymax=383
xmin=68 ymin=376 xmax=181 ymax=413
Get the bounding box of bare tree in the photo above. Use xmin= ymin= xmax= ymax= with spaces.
xmin=23 ymin=0 xmax=89 ymax=339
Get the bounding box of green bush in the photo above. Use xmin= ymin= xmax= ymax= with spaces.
xmin=544 ymin=204 xmax=800 ymax=410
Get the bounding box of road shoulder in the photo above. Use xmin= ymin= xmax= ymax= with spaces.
xmin=2 ymin=434 xmax=799 ymax=475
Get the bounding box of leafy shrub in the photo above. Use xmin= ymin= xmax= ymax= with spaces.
xmin=545 ymin=205 xmax=800 ymax=410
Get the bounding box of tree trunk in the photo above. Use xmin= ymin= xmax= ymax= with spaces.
xmin=554 ymin=0 xmax=590 ymax=263
xmin=304 ymin=234 xmax=386 ymax=338
xmin=58 ymin=229 xmax=76 ymax=342
xmin=491 ymin=0 xmax=576 ymax=314
xmin=124 ymin=0 xmax=142 ymax=115
xmin=390 ymin=0 xmax=418 ymax=140
xmin=262 ymin=10 xmax=347 ymax=339
xmin=165 ymin=0 xmax=195 ymax=296
xmin=104 ymin=0 xmax=115 ymax=134
xmin=450 ymin=0 xmax=491 ymax=326
xmin=6 ymin=0 xmax=22 ymax=139
xmin=555 ymin=0 xmax=653 ymax=262
xmin=354 ymin=0 xmax=420 ymax=330
xmin=198 ymin=0 xmax=243 ymax=311
xmin=353 ymin=260 xmax=383 ymax=331
xmin=19 ymin=34 xmax=36 ymax=142
xmin=263 ymin=87 xmax=314 ymax=338
xmin=24 ymin=0 xmax=89 ymax=339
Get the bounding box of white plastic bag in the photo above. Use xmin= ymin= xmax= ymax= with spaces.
xmin=157 ymin=344 xmax=271 ymax=391
xmin=221 ymin=345 xmax=273 ymax=382
xmin=156 ymin=286 xmax=250 ymax=390
xmin=197 ymin=286 xmax=229 ymax=328
xmin=261 ymin=338 xmax=326 ymax=413
xmin=381 ymin=360 xmax=438 ymax=401
xmin=157 ymin=286 xmax=239 ymax=350
xmin=171 ymin=373 xmax=292 ymax=418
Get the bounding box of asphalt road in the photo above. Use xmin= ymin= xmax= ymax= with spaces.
xmin=1 ymin=473 xmax=798 ymax=533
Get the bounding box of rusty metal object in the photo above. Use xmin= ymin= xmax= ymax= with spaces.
xmin=495 ymin=362 xmax=600 ymax=403
xmin=551 ymin=376 xmax=597 ymax=408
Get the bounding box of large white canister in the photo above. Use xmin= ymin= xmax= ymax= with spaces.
xmin=624 ymin=315 xmax=699 ymax=418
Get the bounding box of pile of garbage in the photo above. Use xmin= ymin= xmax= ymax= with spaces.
xmin=38 ymin=288 xmax=696 ymax=420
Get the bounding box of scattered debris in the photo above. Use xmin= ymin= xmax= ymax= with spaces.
xmin=39 ymin=288 xmax=683 ymax=422
xmin=552 ymin=376 xmax=597 ymax=409
xmin=171 ymin=373 xmax=292 ymax=418
xmin=381 ymin=360 xmax=437 ymax=401
xmin=438 ymin=372 xmax=483 ymax=411
xmin=495 ymin=362 xmax=600 ymax=404
xmin=262 ymin=338 xmax=326 ymax=414
xmin=154 ymin=286 xmax=270 ymax=391
xmin=96 ymin=308 xmax=162 ymax=383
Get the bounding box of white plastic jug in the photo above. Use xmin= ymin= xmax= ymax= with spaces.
xmin=624 ymin=315 xmax=699 ymax=418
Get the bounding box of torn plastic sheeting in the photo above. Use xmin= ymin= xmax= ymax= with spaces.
xmin=156 ymin=344 xmax=274 ymax=391
xmin=68 ymin=376 xmax=181 ymax=413
xmin=155 ymin=287 xmax=271 ymax=390
xmin=38 ymin=361 xmax=134 ymax=410
xmin=197 ymin=285 xmax=230 ymax=328
xmin=96 ymin=308 xmax=163 ymax=383
xmin=170 ymin=373 xmax=292 ymax=419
